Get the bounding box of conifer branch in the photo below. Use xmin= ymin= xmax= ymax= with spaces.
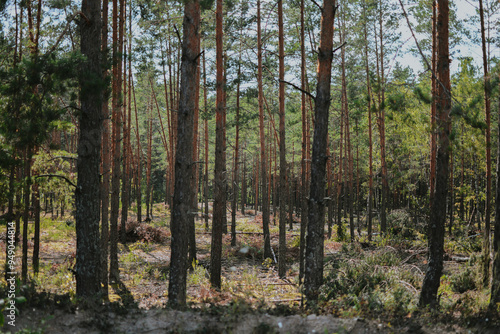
xmin=397 ymin=0 xmax=452 ymax=100
xmin=311 ymin=0 xmax=322 ymax=11
xmin=281 ymin=80 xmax=315 ymax=101
xmin=45 ymin=11 xmax=85 ymax=57
xmin=36 ymin=174 xmax=77 ymax=189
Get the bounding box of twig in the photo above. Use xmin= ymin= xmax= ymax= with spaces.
xmin=173 ymin=24 xmax=182 ymax=44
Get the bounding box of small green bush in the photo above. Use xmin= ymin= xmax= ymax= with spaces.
xmin=450 ymin=268 xmax=477 ymax=293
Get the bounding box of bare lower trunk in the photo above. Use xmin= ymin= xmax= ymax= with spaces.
xmin=419 ymin=0 xmax=451 ymax=308
xmin=210 ymin=0 xmax=225 ymax=289
xmin=257 ymin=0 xmax=272 ymax=260
xmin=168 ymin=0 xmax=200 ymax=307
xmin=76 ymin=0 xmax=103 ymax=298
xmin=304 ymin=0 xmax=336 ymax=305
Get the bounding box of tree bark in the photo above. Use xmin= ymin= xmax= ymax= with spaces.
xmin=231 ymin=40 xmax=242 ymax=247
xmin=100 ymin=0 xmax=110 ymax=299
xmin=210 ymin=0 xmax=225 ymax=289
xmin=340 ymin=22 xmax=354 ymax=242
xmin=76 ymin=0 xmax=102 ymax=298
xmin=109 ymin=0 xmax=123 ymax=283
xmin=278 ymin=0 xmax=287 ymax=278
xmin=168 ymin=0 xmax=200 ymax=307
xmin=121 ymin=12 xmax=132 ymax=244
xmin=419 ymin=0 xmax=451 ymax=308
xmin=32 ymin=181 xmax=40 ymax=273
xmin=299 ymin=0 xmax=308 ymax=283
xmin=21 ymin=147 xmax=31 ymax=284
xmin=490 ymin=42 xmax=500 ymax=309
xmin=430 ymin=0 xmax=437 ymax=206
xmin=479 ymin=0 xmax=492 ymax=286
xmin=257 ymin=0 xmax=272 ymax=260
xmin=376 ymin=0 xmax=388 ymax=234
xmin=304 ymin=0 xmax=336 ymax=305
xmin=145 ymin=100 xmax=153 ymax=222
xmin=203 ymin=51 xmax=209 ymax=231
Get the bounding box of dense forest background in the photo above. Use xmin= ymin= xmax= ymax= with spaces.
xmin=1 ymin=0 xmax=500 ymax=331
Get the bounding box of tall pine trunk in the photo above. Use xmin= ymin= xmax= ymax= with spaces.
xmin=109 ymin=0 xmax=123 ymax=283
xmin=257 ymin=0 xmax=272 ymax=260
xmin=304 ymin=0 xmax=336 ymax=305
xmin=278 ymin=0 xmax=287 ymax=278
xmin=76 ymin=0 xmax=102 ymax=298
xmin=490 ymin=40 xmax=500 ymax=309
xmin=419 ymin=0 xmax=451 ymax=308
xmin=231 ymin=40 xmax=242 ymax=247
xmin=203 ymin=51 xmax=209 ymax=231
xmin=21 ymin=147 xmax=31 ymax=284
xmin=100 ymin=0 xmax=110 ymax=298
xmin=479 ymin=0 xmax=492 ymax=286
xmin=299 ymin=0 xmax=308 ymax=283
xmin=210 ymin=0 xmax=225 ymax=289
xmin=168 ymin=0 xmax=200 ymax=307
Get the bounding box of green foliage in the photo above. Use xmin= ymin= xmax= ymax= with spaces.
xmin=335 ymin=219 xmax=347 ymax=242
xmin=386 ymin=209 xmax=418 ymax=240
xmin=413 ymin=86 xmax=432 ymax=104
xmin=0 ymin=53 xmax=80 ymax=150
xmin=449 ymin=268 xmax=477 ymax=294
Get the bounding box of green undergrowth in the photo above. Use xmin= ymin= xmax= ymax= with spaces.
xmin=320 ymin=242 xmax=421 ymax=318
xmin=2 ymin=207 xmax=499 ymax=332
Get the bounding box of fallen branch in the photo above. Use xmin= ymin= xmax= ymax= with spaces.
xmin=268 ymin=298 xmax=301 ymax=303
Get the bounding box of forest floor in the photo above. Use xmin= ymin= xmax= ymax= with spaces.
xmin=1 ymin=204 xmax=500 ymax=333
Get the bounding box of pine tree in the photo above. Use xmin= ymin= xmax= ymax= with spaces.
xmin=75 ymin=0 xmax=103 ymax=299
xmin=304 ymin=0 xmax=336 ymax=305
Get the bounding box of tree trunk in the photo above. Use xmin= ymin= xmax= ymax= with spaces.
xmin=299 ymin=0 xmax=308 ymax=283
xmin=257 ymin=0 xmax=272 ymax=260
xmin=375 ymin=0 xmax=388 ymax=234
xmin=121 ymin=13 xmax=132 ymax=244
xmin=304 ymin=0 xmax=336 ymax=305
xmin=327 ymin=141 xmax=333 ymax=239
xmin=490 ymin=43 xmax=500 ymax=309
xmin=231 ymin=40 xmax=242 ymax=247
xmin=203 ymin=51 xmax=209 ymax=231
xmin=168 ymin=0 xmax=200 ymax=307
xmin=100 ymin=0 xmax=110 ymax=299
xmin=419 ymin=0 xmax=451 ymax=308
xmin=22 ymin=147 xmax=31 ymax=284
xmin=145 ymin=102 xmax=153 ymax=221
xmin=188 ymin=55 xmax=201 ymax=268
xmin=4 ymin=165 xmax=16 ymax=280
xmin=242 ymin=151 xmax=247 ymax=215
xmin=109 ymin=0 xmax=123 ymax=283
xmin=430 ymin=0 xmax=437 ymax=206
xmin=210 ymin=0 xmax=225 ymax=289
xmin=479 ymin=0 xmax=492 ymax=286
xmin=32 ymin=182 xmax=40 ymax=273
xmin=340 ymin=23 xmax=354 ymax=243
xmin=76 ymin=0 xmax=103 ymax=298
xmin=278 ymin=0 xmax=287 ymax=278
